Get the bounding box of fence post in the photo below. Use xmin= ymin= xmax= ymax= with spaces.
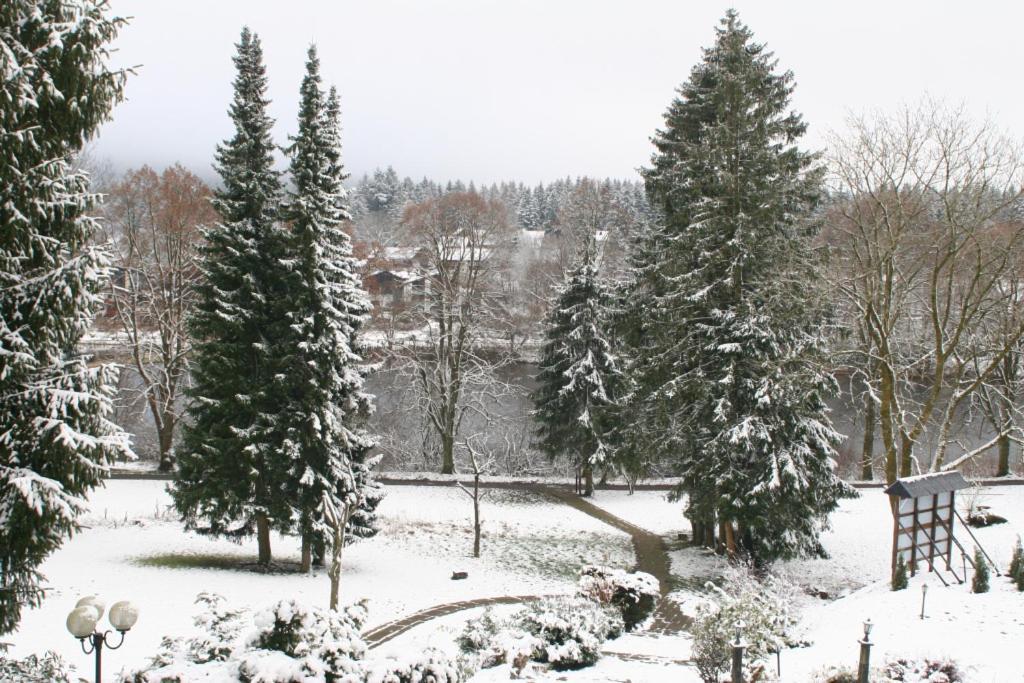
xmin=857 ymin=619 xmax=873 ymax=683
xmin=731 ymin=620 xmax=745 ymax=683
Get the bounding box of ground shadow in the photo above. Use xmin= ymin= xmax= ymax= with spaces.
xmin=134 ymin=553 xmax=308 ymax=574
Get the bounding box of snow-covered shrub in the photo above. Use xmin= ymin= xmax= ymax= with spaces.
xmin=121 ymin=594 xmax=368 ymax=682
xmin=456 ymin=598 xmax=622 ymax=672
xmin=0 ymin=651 xmax=75 ymax=682
xmin=188 ymin=593 xmax=251 ymax=663
xmin=883 ymin=656 xmax=965 ymax=682
xmin=456 ymin=609 xmax=501 ymax=656
xmin=365 ymin=647 xmax=462 ymax=683
xmin=244 ymin=599 xmax=368 ymax=680
xmin=892 ymin=554 xmax=909 ymax=591
xmin=515 ymin=596 xmax=623 ymax=670
xmin=809 ymin=666 xmax=857 ymax=683
xmin=457 ymin=611 xmax=539 ymax=672
xmin=1008 ymin=535 xmax=1022 ymax=579
xmin=971 ymin=548 xmax=989 ymax=593
xmin=577 ymin=565 xmax=659 ymax=630
xmin=689 ymin=565 xmax=798 ymax=683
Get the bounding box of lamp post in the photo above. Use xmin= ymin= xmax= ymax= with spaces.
xmin=857 ymin=618 xmax=873 ymax=683
xmin=66 ymin=596 xmax=139 ymax=683
xmin=920 ymin=583 xmax=929 ymax=620
xmin=731 ymin=619 xmax=746 ymax=683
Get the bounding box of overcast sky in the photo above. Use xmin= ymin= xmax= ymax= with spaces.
xmin=95 ymin=0 xmax=1024 ymax=186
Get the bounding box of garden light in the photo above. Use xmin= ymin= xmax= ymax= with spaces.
xmin=66 ymin=596 xmax=139 ymax=683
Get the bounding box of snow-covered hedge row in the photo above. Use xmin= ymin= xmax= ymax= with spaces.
xmin=577 ymin=564 xmax=659 ymax=630
xmin=0 ymin=651 xmax=75 ymax=682
xmin=122 ymin=594 xmax=368 ymax=682
xmin=813 ymin=656 xmax=966 ymax=682
xmin=458 ymin=596 xmax=624 ymax=673
xmin=364 ymin=648 xmax=463 ymax=683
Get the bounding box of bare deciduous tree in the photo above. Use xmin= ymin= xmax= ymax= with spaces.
xmin=397 ymin=192 xmax=515 ymax=474
xmin=828 ymin=100 xmax=1024 ymax=482
xmin=103 ymin=165 xmax=214 ymax=471
xmin=455 ymin=436 xmax=495 ymax=558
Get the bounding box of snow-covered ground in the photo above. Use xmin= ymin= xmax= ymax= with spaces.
xmin=4 ymin=481 xmax=633 ymax=678
xmin=7 ymin=480 xmax=1023 ymax=681
xmin=589 ymin=484 xmax=1024 ymax=681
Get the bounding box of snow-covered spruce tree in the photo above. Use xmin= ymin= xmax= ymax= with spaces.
xmin=0 ymin=0 xmax=131 ymax=634
xmin=629 ymin=10 xmax=853 ymax=562
xmin=170 ymin=27 xmax=292 ymax=566
xmin=532 ymin=235 xmax=621 ymax=496
xmin=278 ymin=49 xmax=378 ymax=586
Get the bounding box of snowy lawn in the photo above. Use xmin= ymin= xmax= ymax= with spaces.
xmin=4 ymin=480 xmax=633 ymax=677
xmin=662 ymin=485 xmax=1024 ymax=681
xmin=588 ymin=489 xmax=691 ymax=537
xmin=575 ymin=484 xmax=1024 ymax=680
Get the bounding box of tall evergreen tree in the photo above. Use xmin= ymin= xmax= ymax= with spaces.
xmin=171 ymin=27 xmax=291 ymax=566
xmin=629 ymin=10 xmax=853 ymax=562
xmin=533 ymin=236 xmax=620 ymax=496
xmin=0 ymin=0 xmax=130 ymax=633
xmin=278 ymin=50 xmax=379 ymax=576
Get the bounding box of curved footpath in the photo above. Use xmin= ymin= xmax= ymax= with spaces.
xmin=362 ymin=483 xmax=690 ymax=650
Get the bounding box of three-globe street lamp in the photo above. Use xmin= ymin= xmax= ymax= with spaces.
xmin=66 ymin=596 xmax=139 ymax=683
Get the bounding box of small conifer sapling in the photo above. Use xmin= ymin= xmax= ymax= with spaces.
xmin=892 ymin=554 xmax=909 ymax=591
xmin=971 ymin=547 xmax=990 ymax=594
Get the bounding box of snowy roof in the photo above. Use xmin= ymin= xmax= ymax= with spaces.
xmin=368 ymin=269 xmax=414 ymax=283
xmin=883 ymin=471 xmax=969 ymax=499
xmin=520 ymin=230 xmax=546 ymax=247
xmin=383 ymin=246 xmax=419 ymax=261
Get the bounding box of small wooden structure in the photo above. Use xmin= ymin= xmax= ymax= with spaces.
xmin=884 ymin=471 xmax=969 ymax=585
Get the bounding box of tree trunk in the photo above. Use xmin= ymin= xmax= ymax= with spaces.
xmin=157 ymin=420 xmax=175 ymax=472
xmin=329 ymin=506 xmax=350 ymax=611
xmin=582 ymin=463 xmax=594 ymax=497
xmin=256 ymin=512 xmax=272 ymax=566
xmin=997 ymin=431 xmax=1011 ymax=478
xmin=313 ymin=538 xmax=325 ymax=567
xmin=472 ymin=476 xmax=481 ymax=558
xmin=880 ymin=365 xmax=899 ymax=484
xmin=724 ymin=521 xmax=738 ymax=558
xmin=440 ymin=433 xmax=455 ymax=474
xmin=300 ymin=534 xmax=312 ymax=573
xmin=861 ymin=392 xmax=875 ymax=480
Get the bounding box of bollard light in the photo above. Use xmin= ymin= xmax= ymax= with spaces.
xmin=920 ymin=583 xmax=929 ymax=620
xmin=734 ymin=619 xmax=745 ymax=645
xmin=67 ymin=596 xmax=139 ymax=683
xmin=857 ymin=617 xmax=874 ymax=683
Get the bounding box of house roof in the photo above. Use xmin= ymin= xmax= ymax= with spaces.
xmin=883 ymin=471 xmax=969 ymax=499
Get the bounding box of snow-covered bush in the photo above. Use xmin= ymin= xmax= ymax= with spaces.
xmin=810 ymin=666 xmax=858 ymax=683
xmin=456 ymin=597 xmax=622 ymax=672
xmin=971 ymin=548 xmax=989 ymax=593
xmin=456 ymin=609 xmax=501 ymax=656
xmin=883 ymin=656 xmax=965 ymax=682
xmin=365 ymin=648 xmax=462 ymax=683
xmin=516 ymin=596 xmax=623 ymax=670
xmin=0 ymin=651 xmax=75 ymax=682
xmin=577 ymin=565 xmax=659 ymax=630
xmin=892 ymin=554 xmax=909 ymax=591
xmin=690 ymin=565 xmax=798 ymax=683
xmin=457 ymin=611 xmax=539 ymax=672
xmin=1008 ymin=535 xmax=1022 ymax=579
xmin=121 ymin=594 xmax=368 ymax=682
